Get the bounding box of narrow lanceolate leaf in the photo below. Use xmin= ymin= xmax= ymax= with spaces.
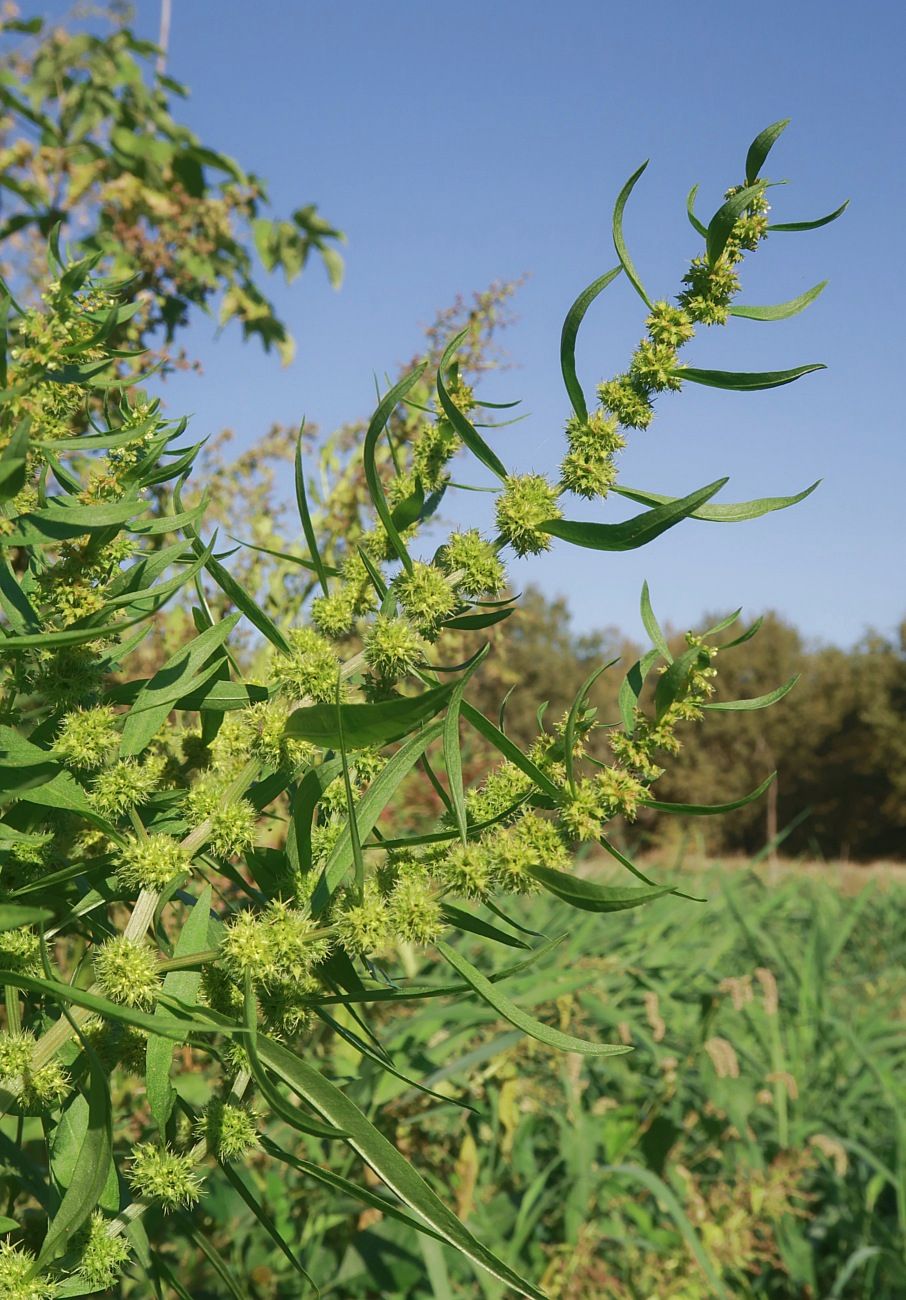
xmin=618 ymin=647 xmax=660 ymax=735
xmin=438 ymin=334 xmax=509 ymax=481
xmin=640 ymin=581 xmax=672 ymax=662
xmin=613 ymin=479 xmax=819 ymax=522
xmin=706 ymin=182 xmax=766 ymax=265
xmin=295 ymin=423 xmax=331 ymax=596
xmin=286 ymin=682 xmax=454 ymax=750
xmin=256 ymin=1036 xmax=543 ymax=1299
xmin=678 ymin=364 xmax=825 ymax=391
xmin=311 ymin=719 xmax=445 ymax=912
xmin=686 ymin=184 xmax=707 ymax=237
xmin=527 ymin=865 xmax=672 ymax=913
xmin=0 ymin=904 xmax=51 ymax=931
xmin=436 ymin=940 xmax=629 ymax=1057
xmin=444 ymin=675 xmax=470 ymax=845
xmin=37 ymin=1050 xmax=112 ymax=1268
xmin=745 ymin=118 xmax=790 ymax=184
xmin=198 ymin=548 xmax=291 ymax=655
xmin=613 ymin=161 xmax=653 ymax=308
xmin=442 ymin=605 xmax=513 ymax=631
xmin=654 ymin=645 xmax=710 ymax=723
xmin=441 ymin=903 xmax=530 ymax=950
xmin=560 ymin=266 xmax=622 ymax=421
xmin=364 ymin=365 xmax=428 ymax=572
xmin=146 ymin=886 xmax=213 ymax=1131
xmin=120 ymin=615 xmax=240 ymax=756
xmin=460 ymin=701 xmax=561 ymax=802
xmin=0 ymin=420 xmax=28 ymax=502
xmin=703 ymin=674 xmax=799 ymax=711
xmin=729 ymin=281 xmax=827 ymax=321
xmin=542 ymin=478 xmax=728 ymax=551
xmin=642 ymin=771 xmax=776 ymax=815
xmin=769 ymin=199 xmax=849 ymax=232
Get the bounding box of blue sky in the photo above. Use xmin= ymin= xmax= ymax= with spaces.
xmin=33 ymin=0 xmax=905 ymax=647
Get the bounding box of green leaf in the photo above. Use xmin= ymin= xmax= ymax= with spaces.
xmin=703 ymin=674 xmax=799 ymax=711
xmin=614 ymin=479 xmax=819 ymax=522
xmin=612 ymin=161 xmax=653 ymax=308
xmin=0 ymin=971 xmax=231 ymax=1041
xmin=686 ymin=184 xmax=707 ymax=237
xmin=745 ymin=118 xmax=790 ymax=183
xmin=729 ymin=281 xmax=827 ymax=321
xmin=294 ymin=424 xmax=331 ymax=596
xmin=146 ymin=886 xmax=213 ymax=1131
xmin=37 ymin=1050 xmax=112 ymax=1268
xmin=542 ymin=478 xmax=728 ymax=551
xmin=442 ymin=605 xmax=513 ymax=631
xmin=643 ymin=771 xmax=776 ymax=815
xmin=256 ymin=1032 xmax=547 ymax=1298
xmin=769 ymin=199 xmax=849 ymax=232
xmin=438 ymin=334 xmax=509 ymax=481
xmin=0 ymin=904 xmax=51 ymax=931
xmin=678 ymin=364 xmax=825 ymax=391
xmin=460 ymin=701 xmax=561 ymax=802
xmin=120 ymin=616 xmax=240 ymax=756
xmin=0 ymin=420 xmax=28 ymax=502
xmin=312 ymin=720 xmax=445 ymax=912
xmin=436 ymin=940 xmax=628 ymax=1056
xmin=706 ymin=182 xmax=766 ymax=265
xmin=654 ymin=644 xmax=710 ymax=722
xmin=527 ymin=865 xmax=672 ymax=913
xmin=640 ymin=580 xmax=671 ymax=662
xmin=198 ymin=548 xmax=291 ymax=656
xmin=441 ymin=903 xmax=530 ymax=950
xmin=560 ymin=266 xmax=622 ymax=421
xmin=364 ymin=366 xmax=428 ymax=572
xmin=286 ymin=682 xmax=455 ymax=750
xmin=618 ymin=647 xmax=660 ymax=735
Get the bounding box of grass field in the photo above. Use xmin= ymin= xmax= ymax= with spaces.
xmin=132 ymin=859 xmax=906 ymax=1298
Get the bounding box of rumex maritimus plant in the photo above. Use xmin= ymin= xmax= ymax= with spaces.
xmin=0 ymin=119 xmax=844 ymax=1296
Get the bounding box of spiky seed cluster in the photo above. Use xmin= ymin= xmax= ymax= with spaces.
xmin=334 ymin=880 xmax=391 ymax=956
xmin=115 ymin=834 xmax=189 ymax=892
xmin=311 ymin=588 xmax=357 ymax=638
xmin=439 ymin=529 xmax=506 ymax=596
xmin=387 ymin=872 xmax=445 ymax=946
xmin=54 ymin=704 xmax=119 ymax=769
xmin=412 ymin=418 xmax=459 ymax=490
xmin=206 ymin=798 xmax=258 ymax=859
xmin=272 ymin=627 xmax=341 ymax=702
xmin=93 ymin=936 xmax=161 ymax=1009
xmin=596 ymin=375 xmax=655 ymax=430
xmin=394 ymin=561 xmax=458 ymax=636
xmin=0 ymin=1241 xmax=59 ymax=1300
xmin=558 ymin=766 xmax=648 ymax=843
xmin=0 ymin=1032 xmax=70 ymax=1110
xmin=197 ymin=1099 xmax=259 ymax=1160
xmin=441 ymin=843 xmax=492 ymax=899
xmin=128 ymin=1143 xmax=203 ymax=1212
xmin=0 ymin=926 xmax=44 ymax=977
xmin=90 ymin=755 xmax=164 ymax=815
xmin=219 ymin=901 xmax=330 ymax=986
xmin=364 ymin=614 xmax=424 ymax=681
xmin=495 ymin=474 xmax=561 ymax=557
xmin=486 ymin=811 xmax=569 ymax=891
xmin=74 ymin=1212 xmax=131 ymax=1291
xmin=465 ymin=760 xmax=533 ymax=825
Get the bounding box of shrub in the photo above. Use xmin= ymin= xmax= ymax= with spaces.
xmin=0 ymin=116 xmax=844 ymax=1296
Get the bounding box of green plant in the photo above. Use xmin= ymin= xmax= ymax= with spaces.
xmin=0 ymin=116 xmax=844 ymax=1297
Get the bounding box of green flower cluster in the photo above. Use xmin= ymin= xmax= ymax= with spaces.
xmin=272 ymin=627 xmax=342 ymax=702
xmin=93 ymin=936 xmax=161 ymax=1009
xmin=560 ymin=183 xmax=771 ymax=498
xmin=73 ymin=1213 xmax=131 ymax=1292
xmin=128 ymin=1142 xmax=203 ymax=1212
xmin=91 ymin=755 xmax=164 ymax=816
xmin=495 ymin=474 xmax=562 ymax=557
xmin=197 ymin=1098 xmax=259 ymax=1160
xmin=54 ymin=705 xmax=120 ymax=770
xmin=115 ymin=833 xmax=189 ymax=892
xmin=0 ymin=1241 xmax=59 ymax=1300
xmin=0 ymin=1031 xmax=70 ymax=1111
